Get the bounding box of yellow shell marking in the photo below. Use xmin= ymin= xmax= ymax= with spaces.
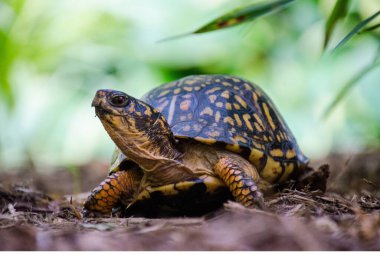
xmin=253 ymin=92 xmax=259 ymax=103
xmin=243 ymin=83 xmax=252 ymax=90
xmin=167 ymin=95 xmax=177 ymax=124
xmin=263 ymin=102 xmax=276 ymax=130
xmin=200 ymin=107 xmax=213 ymax=116
xmin=252 ymin=141 xmax=264 ymax=150
xmin=234 ymin=95 xmax=248 ymax=108
xmin=195 ymin=137 xmax=216 ymax=145
xmin=225 ymin=144 xmax=243 ymax=153
xmin=163 ymin=82 xmax=177 ymax=89
xmin=193 ymin=124 xmax=202 ymax=132
xmin=286 ymin=149 xmax=296 ymax=159
xmin=223 ymin=116 xmax=234 ymax=125
xmin=270 ymin=149 xmax=284 ymax=157
xmin=209 ymin=95 xmax=217 ymax=103
xmin=215 ymin=111 xmax=221 ymax=123
xmin=158 ymin=90 xmax=170 ymax=97
xmin=185 ymin=80 xmax=196 ymax=85
xmin=253 ymin=113 xmax=264 ymax=130
xmin=279 ymin=163 xmax=294 ymax=182
xmin=205 ymin=87 xmax=222 ymax=94
xmin=173 ymin=88 xmax=181 ymax=94
xmin=226 ymin=103 xmax=232 ymax=110
xmin=215 ymin=102 xmax=223 ymax=108
xmin=183 ymin=86 xmax=193 ymax=92
xmin=233 ymin=103 xmax=241 ymax=110
xmin=209 ymin=131 xmax=221 ymax=137
xmin=254 ymin=122 xmax=263 ymax=132
xmin=234 ymin=135 xmax=247 ymax=143
xmin=221 ymin=91 xmax=230 ymax=99
xmin=248 ymin=148 xmax=264 ymax=163
xmin=233 ymin=114 xmax=243 ymax=127
xmin=180 ymin=100 xmax=191 ymax=111
xmin=260 ymin=156 xmax=282 ymax=183
xmin=242 ymin=114 xmax=253 ymax=131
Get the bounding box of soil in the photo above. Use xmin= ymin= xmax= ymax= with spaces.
xmin=0 ymin=151 xmax=380 ymax=251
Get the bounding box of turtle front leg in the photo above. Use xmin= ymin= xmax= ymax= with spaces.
xmin=213 ymin=156 xmax=268 ymax=209
xmin=83 ymin=171 xmax=139 ymax=217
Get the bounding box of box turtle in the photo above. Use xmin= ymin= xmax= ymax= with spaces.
xmin=84 ymin=75 xmax=309 ymax=217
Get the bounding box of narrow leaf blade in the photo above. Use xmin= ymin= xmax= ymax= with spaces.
xmin=323 ymin=0 xmax=350 ymax=49
xmin=323 ymin=62 xmax=379 ymax=119
xmin=359 ymin=22 xmax=380 ymax=34
xmin=333 ymin=10 xmax=380 ymax=51
xmin=194 ymin=0 xmax=295 ymax=34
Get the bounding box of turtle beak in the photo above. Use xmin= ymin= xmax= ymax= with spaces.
xmin=92 ymin=89 xmax=108 ymax=107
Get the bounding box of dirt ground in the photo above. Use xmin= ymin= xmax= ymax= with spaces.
xmin=0 ymin=151 xmax=380 ymax=251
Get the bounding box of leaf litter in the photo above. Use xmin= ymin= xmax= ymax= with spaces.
xmin=0 ymin=152 xmax=380 ymax=250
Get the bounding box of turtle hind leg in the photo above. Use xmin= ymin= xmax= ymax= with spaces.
xmin=213 ymin=156 xmax=267 ymax=209
xmin=83 ymin=170 xmax=139 ymax=217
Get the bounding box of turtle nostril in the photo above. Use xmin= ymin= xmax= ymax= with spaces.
xmin=92 ymin=97 xmax=102 ymax=107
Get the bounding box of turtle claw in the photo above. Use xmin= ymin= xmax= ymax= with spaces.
xmin=81 ymin=208 xmax=112 ymax=218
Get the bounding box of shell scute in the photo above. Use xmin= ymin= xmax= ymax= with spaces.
xmin=142 ymin=74 xmax=308 ymax=174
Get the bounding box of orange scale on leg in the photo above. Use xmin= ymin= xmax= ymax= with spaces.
xmin=110 ymin=179 xmax=119 ymax=187
xmin=100 ymin=190 xmax=108 ymax=198
xmin=108 ymin=189 xmax=115 ymax=196
xmin=97 ymin=200 xmax=107 ymax=207
xmin=102 ymin=184 xmax=110 ymax=190
xmin=94 ymin=193 xmax=103 ymax=200
xmin=106 ymin=196 xmax=116 ymax=202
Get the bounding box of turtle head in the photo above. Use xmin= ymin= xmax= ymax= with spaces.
xmin=92 ymin=89 xmax=181 ymax=164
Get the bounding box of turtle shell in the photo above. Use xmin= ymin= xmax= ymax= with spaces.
xmin=142 ymin=75 xmax=308 ymax=182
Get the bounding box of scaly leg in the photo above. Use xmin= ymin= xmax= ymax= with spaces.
xmin=83 ymin=170 xmax=142 ymax=217
xmin=213 ymin=156 xmax=268 ymax=208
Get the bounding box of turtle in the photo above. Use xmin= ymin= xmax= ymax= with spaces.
xmin=83 ymin=74 xmax=310 ymax=217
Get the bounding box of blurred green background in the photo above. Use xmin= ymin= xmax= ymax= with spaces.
xmin=0 ymin=0 xmax=379 ymax=171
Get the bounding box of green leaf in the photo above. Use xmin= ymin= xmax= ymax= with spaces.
xmin=194 ymin=0 xmax=295 ymax=34
xmin=0 ymin=77 xmax=15 ymax=110
xmin=359 ymin=22 xmax=380 ymax=34
xmin=323 ymin=0 xmax=350 ymax=50
xmin=333 ymin=10 xmax=380 ymax=51
xmin=158 ymin=0 xmax=294 ymax=42
xmin=323 ymin=61 xmax=379 ymax=119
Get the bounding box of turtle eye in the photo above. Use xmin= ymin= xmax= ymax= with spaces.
xmin=110 ymin=95 xmax=128 ymax=107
